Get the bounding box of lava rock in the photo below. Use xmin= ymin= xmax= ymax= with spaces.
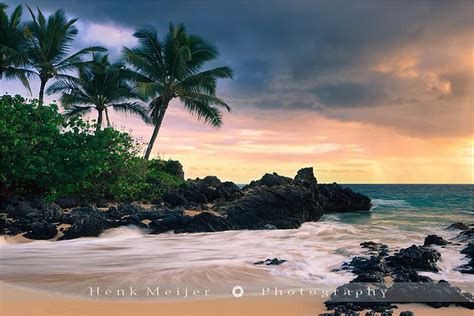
xmin=294 ymin=167 xmax=318 ymax=187
xmin=149 ymin=213 xmax=192 ymax=234
xmin=224 ymin=184 xmax=324 ymax=230
xmin=345 ymin=255 xmax=389 ymax=275
xmin=392 ymin=267 xmax=433 ymax=283
xmin=201 ymin=175 xmax=222 ymax=187
xmin=244 ymin=172 xmax=293 ymax=189
xmin=461 ymin=242 xmax=474 ymax=256
xmin=163 ymin=191 xmax=187 ymax=206
xmin=360 ymin=241 xmax=390 ymax=256
xmin=254 ymin=258 xmax=287 ymax=265
xmin=215 ymin=181 xmax=243 ymax=200
xmin=105 ymin=204 xmax=142 ymax=220
xmin=176 ymin=212 xmax=233 ymax=233
xmin=7 ymin=201 xmax=40 ymax=218
xmin=41 ymin=203 xmax=64 ymax=222
xmin=457 ymin=228 xmax=474 ymax=241
xmin=318 ymin=184 xmax=372 ymax=213
xmin=24 ymin=221 xmax=57 ymax=240
xmin=386 ymin=245 xmax=441 ymax=272
xmin=424 ymin=234 xmax=448 ymax=246
xmin=55 ymin=195 xmax=81 ymax=208
xmin=96 ymin=198 xmax=108 ymax=208
xmin=458 ymin=242 xmax=474 ymax=274
xmin=60 ymin=207 xmax=109 ymax=240
xmin=399 ymin=312 xmax=414 ymax=316
xmin=447 ymin=222 xmax=469 ymax=230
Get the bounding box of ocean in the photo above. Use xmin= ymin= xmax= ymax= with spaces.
xmin=1 ymin=184 xmax=473 ymax=300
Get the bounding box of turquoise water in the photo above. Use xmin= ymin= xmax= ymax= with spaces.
xmin=337 ymin=184 xmax=474 ymax=232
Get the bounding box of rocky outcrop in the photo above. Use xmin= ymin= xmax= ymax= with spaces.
xmin=222 ymin=184 xmax=324 ymax=230
xmin=386 ymin=244 xmax=441 ymax=272
xmin=254 ymin=258 xmax=287 ymax=265
xmin=424 ymin=234 xmax=448 ymax=246
xmin=317 ymin=183 xmax=371 ymax=213
xmin=24 ymin=221 xmax=57 ymax=240
xmin=243 ymin=172 xmax=293 ymax=189
xmin=60 ymin=207 xmax=110 ymax=240
xmin=1 ymin=167 xmax=371 ymax=240
xmin=325 ymin=240 xmax=474 ymax=315
xmin=458 ymin=242 xmax=474 ymax=274
xmin=447 ymin=222 xmax=469 ymax=230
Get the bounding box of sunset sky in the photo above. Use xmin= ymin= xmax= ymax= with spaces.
xmin=2 ymin=0 xmax=473 ymax=183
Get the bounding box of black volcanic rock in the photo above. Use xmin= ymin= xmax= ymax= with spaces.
xmin=163 ymin=191 xmax=187 ymax=206
xmin=243 ymin=172 xmax=293 ymax=189
xmin=360 ymin=241 xmax=390 ymax=256
xmin=155 ymin=167 xmax=370 ymax=234
xmin=6 ymin=201 xmax=40 ymax=218
xmin=176 ymin=212 xmax=233 ymax=233
xmin=1 ymin=166 xmax=372 ymax=240
xmin=60 ymin=207 xmax=109 ymax=240
xmin=223 ymin=184 xmax=324 ymax=230
xmin=317 ymin=184 xmax=372 ymax=213
xmin=215 ymin=181 xmax=243 ymax=201
xmin=294 ymin=167 xmax=317 ymax=187
xmin=424 ymin=234 xmax=448 ymax=246
xmin=447 ymin=222 xmax=469 ymax=230
xmin=24 ymin=221 xmax=57 ymax=240
xmin=386 ymin=245 xmax=441 ymax=272
xmin=458 ymin=242 xmax=474 ymax=274
xmin=254 ymin=258 xmax=287 ymax=265
xmin=149 ymin=213 xmax=192 ymax=234
xmin=55 ymin=195 xmax=82 ymax=208
xmin=325 ymin=241 xmax=473 ymax=314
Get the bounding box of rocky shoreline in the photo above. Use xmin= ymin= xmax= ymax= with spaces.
xmin=2 ymin=167 xmax=473 ymax=315
xmin=0 ymin=167 xmax=371 ymax=240
xmin=321 ymin=226 xmax=474 ymax=315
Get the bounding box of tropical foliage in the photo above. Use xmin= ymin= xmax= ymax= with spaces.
xmin=123 ymin=24 xmax=233 ymax=159
xmin=1 ymin=3 xmax=232 ymax=202
xmin=0 ymin=3 xmax=31 ymax=91
xmin=47 ymin=53 xmax=150 ymax=130
xmin=0 ymin=95 xmax=182 ymax=201
xmin=23 ymin=6 xmax=106 ymax=104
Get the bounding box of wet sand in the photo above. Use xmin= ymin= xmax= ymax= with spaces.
xmin=1 ymin=282 xmax=472 ymax=316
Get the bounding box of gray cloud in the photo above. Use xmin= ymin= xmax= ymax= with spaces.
xmin=313 ymin=82 xmax=388 ymax=108
xmin=3 ymin=0 xmax=473 ymax=136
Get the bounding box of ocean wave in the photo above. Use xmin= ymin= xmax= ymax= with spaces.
xmin=371 ymin=199 xmax=412 ymax=210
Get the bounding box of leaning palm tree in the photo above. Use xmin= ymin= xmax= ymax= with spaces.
xmin=23 ymin=6 xmax=105 ymax=104
xmin=123 ymin=24 xmax=233 ymax=159
xmin=47 ymin=53 xmax=150 ymax=131
xmin=0 ymin=3 xmax=33 ymax=92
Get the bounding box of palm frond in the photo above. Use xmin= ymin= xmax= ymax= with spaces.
xmin=181 ymin=98 xmax=223 ymax=127
xmin=110 ymin=102 xmax=152 ymax=124
xmin=63 ymin=105 xmax=93 ymax=119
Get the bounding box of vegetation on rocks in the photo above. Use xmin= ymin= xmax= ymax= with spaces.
xmin=0 ymin=94 xmax=183 ymax=201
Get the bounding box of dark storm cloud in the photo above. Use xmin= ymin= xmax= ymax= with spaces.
xmin=313 ymin=82 xmax=387 ymax=107
xmin=3 ymin=0 xmax=473 ymax=135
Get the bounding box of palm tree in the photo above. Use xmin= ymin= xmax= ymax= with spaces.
xmin=24 ymin=6 xmax=105 ymax=104
xmin=0 ymin=3 xmax=33 ymax=92
xmin=123 ymin=24 xmax=233 ymax=159
xmin=47 ymin=53 xmax=150 ymax=131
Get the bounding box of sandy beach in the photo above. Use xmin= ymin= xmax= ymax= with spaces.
xmin=0 ymin=282 xmax=472 ymax=316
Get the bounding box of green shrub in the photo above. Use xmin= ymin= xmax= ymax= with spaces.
xmin=0 ymin=95 xmax=183 ymax=201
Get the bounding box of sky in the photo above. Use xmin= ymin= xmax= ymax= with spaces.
xmin=2 ymin=0 xmax=473 ymax=183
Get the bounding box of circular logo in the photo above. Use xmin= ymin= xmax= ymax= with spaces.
xmin=232 ymin=285 xmax=244 ymax=298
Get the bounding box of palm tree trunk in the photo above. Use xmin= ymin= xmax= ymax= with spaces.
xmin=38 ymin=78 xmax=47 ymax=105
xmin=105 ymin=108 xmax=111 ymax=127
xmin=144 ymin=102 xmax=169 ymax=160
xmin=96 ymin=110 xmax=103 ymax=131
